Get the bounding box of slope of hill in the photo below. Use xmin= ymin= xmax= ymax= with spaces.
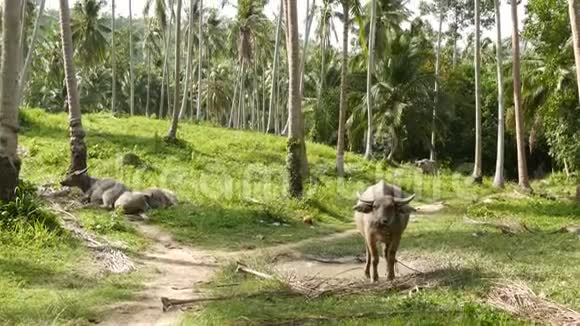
xmin=0 ymin=109 xmax=576 ymax=325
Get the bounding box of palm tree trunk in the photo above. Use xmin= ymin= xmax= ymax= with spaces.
xmin=145 ymin=34 xmax=151 ymax=116
xmin=159 ymin=0 xmax=174 ymax=119
xmin=286 ymin=0 xmax=305 ymax=198
xmin=567 ymin=0 xmax=580 ymax=200
xmin=336 ymin=1 xmax=349 ymax=177
xmin=299 ymin=0 xmax=316 ymax=96
xmin=267 ymin=0 xmax=283 ymax=133
xmin=18 ymin=0 xmax=27 ymax=66
xmin=431 ymin=9 xmax=443 ymax=161
xmin=167 ymin=0 xmax=183 ymax=140
xmin=510 ymin=0 xmax=531 ymax=190
xmin=59 ymin=0 xmax=87 ymax=173
xmin=240 ymin=62 xmax=246 ymax=129
xmin=317 ymin=27 xmax=327 ymax=118
xmin=196 ymin=0 xmax=204 ymax=120
xmin=262 ymin=68 xmax=267 ymax=131
xmin=111 ymin=0 xmax=116 ymax=114
xmin=179 ymin=0 xmax=195 ymax=120
xmin=228 ymin=67 xmax=240 ymax=128
xmin=0 ymin=0 xmax=23 ymax=202
xmin=129 ymin=0 xmax=135 ymax=115
xmin=472 ymin=0 xmax=483 ymax=182
xmin=569 ymin=0 xmax=580 ymax=99
xmin=364 ymin=0 xmax=377 ymax=160
xmin=493 ymin=0 xmax=505 ymax=188
xmin=17 ymin=0 xmax=46 ymax=107
xmin=452 ymin=11 xmax=459 ymax=68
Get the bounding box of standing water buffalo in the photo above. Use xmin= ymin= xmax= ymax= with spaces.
xmin=353 ymin=181 xmax=416 ymax=282
xmin=415 ymin=159 xmax=438 ymax=175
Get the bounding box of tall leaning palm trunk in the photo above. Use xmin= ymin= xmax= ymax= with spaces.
xmin=0 ymin=0 xmax=23 ymax=202
xmin=196 ymin=0 xmax=204 ymax=120
xmin=111 ymin=0 xmax=116 ymax=114
xmin=179 ymin=0 xmax=195 ymax=119
xmin=129 ymin=0 xmax=135 ymax=115
xmin=510 ymin=0 xmax=531 ymax=190
xmin=472 ymin=0 xmax=483 ymax=182
xmin=364 ymin=0 xmax=377 ymax=160
xmin=567 ymin=0 xmax=580 ymax=200
xmin=493 ymin=0 xmax=505 ymax=188
xmin=286 ymin=0 xmax=306 ymax=198
xmin=166 ymin=0 xmax=183 ymax=140
xmin=431 ymin=9 xmax=443 ymax=161
xmin=17 ymin=0 xmax=47 ymax=107
xmin=299 ymin=0 xmax=316 ymax=96
xmin=336 ymin=0 xmax=350 ymax=177
xmin=60 ymin=0 xmax=88 ymax=173
xmin=267 ymin=0 xmax=283 ymax=133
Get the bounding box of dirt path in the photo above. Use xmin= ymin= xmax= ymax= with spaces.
xmin=99 ymin=202 xmax=445 ymax=325
xmin=100 ymin=222 xmax=221 ymax=326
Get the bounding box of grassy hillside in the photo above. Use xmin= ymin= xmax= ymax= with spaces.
xmin=1 ymin=109 xmax=577 ymax=325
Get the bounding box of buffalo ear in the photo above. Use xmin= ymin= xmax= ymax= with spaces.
xmin=353 ymin=201 xmax=373 ymax=213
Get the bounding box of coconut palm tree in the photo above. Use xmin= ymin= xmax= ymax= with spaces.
xmin=179 ymin=0 xmax=195 ymax=119
xmin=17 ymin=0 xmax=47 ymax=107
xmin=493 ymin=0 xmax=505 ymax=187
xmin=285 ymin=0 xmax=306 ymax=198
xmin=60 ymin=0 xmax=88 ymax=172
xmin=364 ymin=0 xmax=377 ymax=160
xmin=431 ymin=2 xmax=446 ymax=161
xmin=71 ymin=0 xmax=109 ymax=67
xmin=472 ymin=0 xmax=482 ymax=182
xmin=267 ymin=0 xmax=283 ymax=133
xmin=196 ymin=0 xmax=204 ymax=120
xmin=510 ymin=0 xmax=531 ymax=190
xmin=166 ymin=0 xmax=182 ymax=140
xmin=234 ymin=0 xmax=268 ymax=129
xmin=0 ymin=0 xmax=24 ymax=202
xmin=111 ymin=0 xmax=116 ymax=114
xmin=569 ymin=0 xmax=580 ymax=99
xmin=336 ymin=0 xmax=360 ymax=177
xmin=568 ymin=0 xmax=580 ymax=199
xmin=129 ymin=0 xmax=135 ymax=115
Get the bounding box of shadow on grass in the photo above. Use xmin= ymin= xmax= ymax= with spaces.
xmin=148 ymin=203 xmax=340 ymax=250
xmin=0 ymin=257 xmax=98 ymax=289
xmin=472 ymin=199 xmax=580 ymax=220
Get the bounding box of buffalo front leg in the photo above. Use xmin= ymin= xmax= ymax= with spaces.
xmin=383 ymin=240 xmax=391 ymax=277
xmin=368 ymin=235 xmax=380 ymax=282
xmin=386 ymin=236 xmax=401 ymax=281
xmin=364 ymin=241 xmax=371 ymax=279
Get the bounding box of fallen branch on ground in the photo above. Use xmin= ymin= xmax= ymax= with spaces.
xmin=301 ymin=255 xmax=364 ymax=264
xmin=161 ymin=290 xmax=300 ymax=311
xmin=463 ymin=216 xmax=532 ymax=235
xmin=236 ymin=263 xmax=275 ymax=280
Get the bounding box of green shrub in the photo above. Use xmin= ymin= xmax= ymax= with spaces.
xmin=0 ymin=181 xmax=61 ymax=232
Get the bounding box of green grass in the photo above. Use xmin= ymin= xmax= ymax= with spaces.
xmin=13 ymin=109 xmax=580 ymax=324
xmin=0 ymin=221 xmax=141 ymax=325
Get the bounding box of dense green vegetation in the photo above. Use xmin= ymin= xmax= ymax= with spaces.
xmin=19 ymin=0 xmax=580 ymax=179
